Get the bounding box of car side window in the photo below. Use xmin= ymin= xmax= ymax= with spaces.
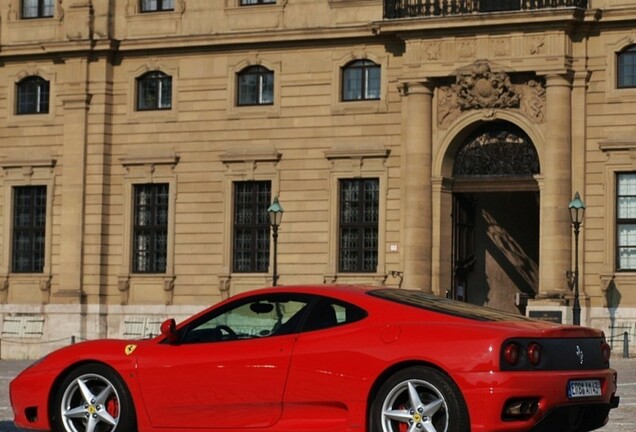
xmin=181 ymin=295 xmax=309 ymax=343
xmin=301 ymin=298 xmax=367 ymax=332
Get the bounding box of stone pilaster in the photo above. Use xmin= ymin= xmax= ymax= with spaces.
xmin=55 ymin=59 xmax=91 ymax=302
xmin=400 ymin=81 xmax=434 ymax=292
xmin=539 ymin=74 xmax=573 ymax=297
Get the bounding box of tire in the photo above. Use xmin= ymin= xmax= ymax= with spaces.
xmin=370 ymin=366 xmax=469 ymax=432
xmin=51 ymin=363 xmax=137 ymax=432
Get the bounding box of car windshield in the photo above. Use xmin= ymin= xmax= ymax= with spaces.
xmin=369 ymin=289 xmax=537 ymax=322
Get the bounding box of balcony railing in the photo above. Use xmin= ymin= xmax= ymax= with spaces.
xmin=384 ymin=0 xmax=587 ymax=19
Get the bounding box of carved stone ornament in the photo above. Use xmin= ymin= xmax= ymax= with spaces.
xmin=518 ymin=79 xmax=546 ymax=123
xmin=456 ymin=61 xmax=519 ymax=110
xmin=437 ymin=61 xmax=546 ymax=129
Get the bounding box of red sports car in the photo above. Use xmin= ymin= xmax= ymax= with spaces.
xmin=10 ymin=285 xmax=619 ymax=432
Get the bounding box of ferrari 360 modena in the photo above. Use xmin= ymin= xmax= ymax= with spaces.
xmin=10 ymin=285 xmax=619 ymax=432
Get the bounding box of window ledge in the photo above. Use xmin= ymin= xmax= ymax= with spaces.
xmin=599 ymin=139 xmax=636 ymax=152
xmin=324 ymin=146 xmax=390 ymax=161
xmin=331 ymin=99 xmax=387 ymax=115
xmin=220 ymin=147 xmax=281 ymax=164
xmin=120 ymin=152 xmax=180 ymax=168
xmin=606 ymin=88 xmax=636 ymax=103
xmin=0 ymin=157 xmax=57 ymax=170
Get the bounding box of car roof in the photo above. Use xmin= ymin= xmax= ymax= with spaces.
xmin=228 ymin=284 xmax=534 ymax=323
xmin=230 ymin=284 xmax=376 ymax=301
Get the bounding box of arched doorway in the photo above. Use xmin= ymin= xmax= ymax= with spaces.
xmin=450 ymin=121 xmax=540 ymax=314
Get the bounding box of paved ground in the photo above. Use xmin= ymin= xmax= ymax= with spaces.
xmin=0 ymin=358 xmax=634 ymax=431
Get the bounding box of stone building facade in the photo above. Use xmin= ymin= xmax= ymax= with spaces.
xmin=0 ymin=0 xmax=635 ymax=359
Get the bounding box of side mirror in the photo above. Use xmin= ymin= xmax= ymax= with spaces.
xmin=160 ymin=318 xmax=178 ymax=344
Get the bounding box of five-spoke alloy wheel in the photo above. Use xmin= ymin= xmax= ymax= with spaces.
xmin=371 ymin=366 xmax=469 ymax=432
xmin=52 ymin=363 xmax=136 ymax=432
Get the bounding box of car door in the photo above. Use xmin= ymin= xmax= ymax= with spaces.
xmin=282 ymin=298 xmax=369 ymax=427
xmin=135 ymin=294 xmax=310 ymax=429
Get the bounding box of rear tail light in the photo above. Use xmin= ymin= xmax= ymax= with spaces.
xmin=601 ymin=341 xmax=611 ymax=362
xmin=502 ymin=340 xmax=542 ymax=368
xmin=527 ymin=342 xmax=542 ymax=366
xmin=504 ymin=342 xmax=520 ymax=366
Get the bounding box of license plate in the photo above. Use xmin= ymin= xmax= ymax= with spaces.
xmin=568 ymin=379 xmax=602 ymax=398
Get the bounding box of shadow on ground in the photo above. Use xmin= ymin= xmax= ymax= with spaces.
xmin=0 ymin=420 xmax=22 ymax=431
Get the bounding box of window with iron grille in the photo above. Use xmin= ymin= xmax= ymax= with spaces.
xmin=133 ymin=184 xmax=169 ymax=273
xmin=618 ymin=45 xmax=636 ymax=89
xmin=22 ymin=0 xmax=54 ymax=18
xmin=137 ymin=72 xmax=172 ymax=111
xmin=12 ymin=186 xmax=46 ymax=273
xmin=140 ymin=0 xmax=174 ymax=12
xmin=342 ymin=60 xmax=381 ymax=102
xmin=16 ymin=76 xmax=50 ymax=115
xmin=339 ymin=179 xmax=379 ymax=273
xmin=617 ymin=173 xmax=636 ymax=271
xmin=237 ymin=66 xmax=274 ymax=106
xmin=233 ymin=181 xmax=271 ymax=273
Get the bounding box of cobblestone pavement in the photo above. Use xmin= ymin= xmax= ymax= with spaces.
xmin=1 ymin=358 xmax=635 ymax=432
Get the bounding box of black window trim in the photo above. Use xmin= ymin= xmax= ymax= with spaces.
xmin=341 ymin=59 xmax=381 ymax=102
xmin=132 ymin=183 xmax=169 ymax=274
xmin=12 ymin=185 xmax=47 ymax=274
xmin=616 ymin=172 xmax=636 ymax=271
xmin=338 ymin=178 xmax=380 ymax=273
xmin=240 ymin=0 xmax=277 ymax=5
xmin=139 ymin=0 xmax=175 ymax=13
xmin=21 ymin=0 xmax=54 ymax=19
xmin=617 ymin=45 xmax=636 ymax=89
xmin=16 ymin=76 xmax=50 ymax=115
xmin=232 ymin=180 xmax=271 ymax=273
xmin=236 ymin=65 xmax=275 ymax=107
xmin=136 ymin=71 xmax=172 ymax=111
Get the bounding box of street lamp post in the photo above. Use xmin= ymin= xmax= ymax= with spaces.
xmin=568 ymin=192 xmax=586 ymax=326
xmin=268 ymin=196 xmax=284 ymax=286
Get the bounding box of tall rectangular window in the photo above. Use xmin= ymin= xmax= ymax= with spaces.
xmin=133 ymin=184 xmax=169 ymax=273
xmin=339 ymin=178 xmax=379 ymax=273
xmin=233 ymin=181 xmax=271 ymax=273
xmin=617 ymin=173 xmax=636 ymax=271
xmin=12 ymin=186 xmax=46 ymax=273
xmin=22 ymin=0 xmax=54 ymax=18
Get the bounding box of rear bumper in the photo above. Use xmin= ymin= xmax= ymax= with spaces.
xmin=456 ymin=368 xmax=618 ymax=432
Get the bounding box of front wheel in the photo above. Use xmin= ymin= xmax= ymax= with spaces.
xmin=370 ymin=366 xmax=469 ymax=432
xmin=51 ymin=363 xmax=137 ymax=432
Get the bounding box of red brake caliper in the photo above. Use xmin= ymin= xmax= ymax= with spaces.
xmin=106 ymin=397 xmax=120 ymax=419
xmin=399 ymin=404 xmax=408 ymax=432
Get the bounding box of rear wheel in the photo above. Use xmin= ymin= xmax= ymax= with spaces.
xmin=370 ymin=366 xmax=469 ymax=432
xmin=52 ymin=363 xmax=137 ymax=432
